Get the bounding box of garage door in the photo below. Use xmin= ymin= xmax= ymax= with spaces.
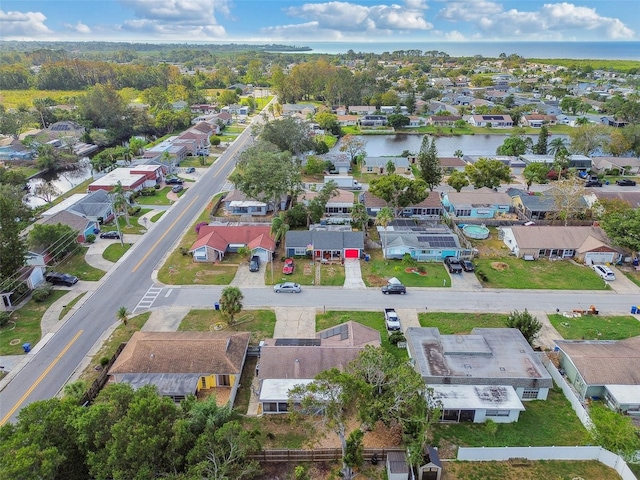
xmin=254 ymin=250 xmax=269 ymax=263
xmin=344 ymin=249 xmax=359 ymax=258
xmin=585 ymin=252 xmax=615 ymax=265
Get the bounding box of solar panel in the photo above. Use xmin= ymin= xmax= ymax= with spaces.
xmin=274 ymin=338 xmax=321 ymax=346
xmin=416 ymin=235 xmax=458 ymax=247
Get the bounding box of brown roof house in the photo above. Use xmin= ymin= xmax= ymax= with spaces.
xmin=257 ymin=321 xmax=380 ymax=414
xmin=500 ymin=226 xmax=623 ymax=263
xmin=190 ymin=225 xmax=276 ymax=263
xmin=407 ymin=327 xmax=553 ymax=423
xmin=108 ymin=331 xmax=251 ymax=404
xmin=555 ymin=336 xmax=640 ymax=415
xmin=39 ymin=210 xmax=99 ymax=243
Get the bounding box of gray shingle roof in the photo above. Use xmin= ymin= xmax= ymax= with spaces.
xmin=285 ymin=230 xmax=364 ymax=250
xmin=68 ymin=189 xmax=111 ymax=217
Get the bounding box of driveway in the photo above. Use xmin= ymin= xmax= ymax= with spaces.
xmin=343 ymin=259 xmax=366 ymax=289
xmin=230 ymin=263 xmax=266 ymax=287
xmin=273 ymin=307 xmax=317 ymax=338
xmin=448 ymin=270 xmax=483 ymax=290
xmin=607 ymin=266 xmax=640 ymax=294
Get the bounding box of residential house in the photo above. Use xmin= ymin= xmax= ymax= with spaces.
xmin=39 ymin=210 xmax=99 ymax=243
xmin=520 ymin=114 xmax=557 ymax=128
xmin=88 ymin=167 xmax=162 ymax=193
xmin=189 ymin=225 xmax=276 ymax=263
xmin=507 ymin=188 xmax=561 ymax=221
xmin=555 ymin=336 xmax=640 ymax=415
xmin=467 ymin=114 xmax=513 ymax=128
xmin=173 ymin=129 xmax=210 ymax=156
xmin=190 ymin=104 xmax=217 ymax=115
xmin=441 ymin=188 xmax=513 ymax=219
xmin=221 ymin=190 xmax=287 ymax=217
xmin=0 ymin=137 xmax=34 ymax=161
xmin=108 ymin=331 xmax=250 ymax=405
xmin=257 ymin=321 xmax=381 ymax=414
xmin=591 ymin=156 xmax=640 ymax=175
xmin=298 ymin=189 xmax=354 ymax=217
xmin=284 ymin=230 xmax=364 ymax=261
xmin=439 ymin=157 xmax=467 ymax=173
xmin=44 ymin=120 xmax=86 ymax=140
xmin=360 ymin=191 xmax=443 ymax=219
xmin=348 ymin=105 xmax=377 ymax=115
xmin=500 ymin=225 xmax=623 ymax=263
xmin=142 ymin=139 xmax=188 ymax=166
xmin=191 ymin=121 xmax=220 ymax=136
xmin=359 ymin=115 xmax=388 ymax=127
xmin=406 ymin=327 xmax=553 ymax=423
xmin=222 ymin=104 xmax=249 ymax=116
xmin=520 ymin=154 xmax=592 ymax=171
xmin=426 ymin=115 xmax=462 ymax=127
xmin=380 ymin=106 xmax=396 ymax=114
xmin=282 ymin=103 xmax=317 ymax=116
xmin=378 ymin=221 xmax=463 ymax=262
xmin=67 ymin=189 xmax=115 ymax=223
xmin=361 ymin=156 xmax=410 ymax=175
xmin=227 ymin=83 xmax=251 ymax=94
xmin=407 ymin=116 xmax=424 ymax=128
xmin=600 ymin=116 xmax=628 ymax=128
xmin=336 ymin=114 xmax=359 ymax=127
xmin=586 ymin=190 xmax=640 ymax=210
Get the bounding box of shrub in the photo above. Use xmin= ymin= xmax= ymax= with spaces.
xmin=180 ymin=247 xmax=190 ymax=256
xmin=32 ymin=284 xmax=53 ymax=302
xmin=128 ymin=206 xmax=141 ymax=216
xmin=210 ymin=136 xmax=221 ymax=146
xmin=195 ymin=222 xmax=208 ymax=234
xmin=389 ymin=332 xmax=406 ymax=345
xmin=0 ymin=311 xmax=11 ymax=328
xmin=85 ymin=233 xmax=96 ymax=244
xmin=100 ymin=356 xmax=110 ymax=367
xmin=154 ymin=183 xmax=161 ymax=189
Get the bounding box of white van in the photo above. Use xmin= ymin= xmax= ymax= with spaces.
xmin=592 ymin=264 xmax=615 ymax=281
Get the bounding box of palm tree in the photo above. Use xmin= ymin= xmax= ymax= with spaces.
xmin=219 ymin=286 xmax=243 ymax=326
xmin=454 ymin=149 xmax=464 ymax=159
xmin=549 ymin=137 xmax=568 ymax=157
xmin=375 ymin=207 xmax=395 ymax=260
xmin=116 ymin=306 xmax=129 ymax=327
xmin=270 ymin=212 xmax=290 ymax=244
xmin=111 ymin=181 xmax=131 ymax=227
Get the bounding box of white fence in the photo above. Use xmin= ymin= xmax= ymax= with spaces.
xmin=458 ymin=446 xmax=637 ymax=480
xmin=539 ymin=353 xmax=594 ymax=430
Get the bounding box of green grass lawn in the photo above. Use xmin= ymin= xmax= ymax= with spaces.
xmin=445 ymin=460 xmax=619 ymax=479
xmin=474 ymin=257 xmax=608 ymax=290
xmin=178 ymin=309 xmax=276 ymax=345
xmin=179 ymin=156 xmax=214 ymax=167
xmin=57 ymin=247 xmax=105 ymax=280
xmin=114 ymin=216 xmax=147 ymax=234
xmin=316 ymin=310 xmax=408 ymax=361
xmin=58 ymin=292 xmax=87 ymax=320
xmin=150 ymin=211 xmax=165 ymax=223
xmin=419 ymin=312 xmax=510 ymax=333
xmin=0 ymin=290 xmax=68 ymax=355
xmin=102 ymin=243 xmax=133 ymax=262
xmin=360 ymin=250 xmax=451 ymax=287
xmin=134 ymin=187 xmax=173 ymax=205
xmin=431 ymin=387 xmax=593 ymax=449
xmin=266 ymin=258 xmax=345 ymax=287
xmin=548 ymin=314 xmax=640 ymax=340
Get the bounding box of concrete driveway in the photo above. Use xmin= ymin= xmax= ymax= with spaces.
xmin=607 ymin=266 xmax=640 ymax=295
xmin=230 ymin=263 xmax=266 ymax=287
xmin=273 ymin=307 xmax=317 ymax=338
xmin=448 ymin=270 xmax=483 ymax=290
xmin=343 ymin=259 xmax=366 ymax=289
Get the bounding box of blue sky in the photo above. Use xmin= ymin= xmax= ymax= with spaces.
xmin=1 ymin=1 xmax=637 ymax=43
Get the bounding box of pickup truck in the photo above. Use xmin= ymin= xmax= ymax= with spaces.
xmin=384 ymin=308 xmax=401 ymax=331
xmin=444 ymin=256 xmax=463 ymax=274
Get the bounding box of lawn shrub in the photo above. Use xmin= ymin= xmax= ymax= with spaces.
xmin=85 ymin=233 xmax=96 ymax=243
xmin=389 ymin=332 xmax=406 ymax=344
xmin=32 ymin=284 xmax=53 ymax=302
xmin=0 ymin=311 xmax=10 ymax=327
xmin=128 ymin=206 xmax=141 ymax=216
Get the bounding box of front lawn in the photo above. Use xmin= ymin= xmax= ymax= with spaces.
xmin=178 ymin=309 xmax=276 ymax=345
xmin=134 ymin=187 xmax=173 ymax=205
xmin=360 ymin=250 xmax=451 ymax=287
xmin=474 ymin=257 xmax=608 ymax=290
xmin=150 ymin=211 xmax=165 ymax=223
xmin=179 ymin=156 xmax=214 ymax=167
xmin=0 ymin=290 xmax=68 ymax=355
xmin=57 ymin=247 xmax=105 ymax=281
xmin=266 ymin=258 xmax=345 ymax=286
xmin=158 ymin=252 xmax=237 ymax=285
xmin=102 ymin=243 xmax=133 ymax=262
xmin=316 ymin=311 xmax=408 ymax=361
xmin=431 ymin=387 xmax=593 ymax=450
xmin=548 ymin=313 xmax=640 ymax=340
xmin=419 ymin=312 xmax=510 ymax=333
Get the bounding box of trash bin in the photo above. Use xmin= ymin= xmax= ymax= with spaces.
xmin=365 ymin=254 xmax=370 ymax=262
xmin=633 ymin=306 xmax=639 ymax=314
xmin=22 ymin=343 xmax=31 ymax=353
xmin=214 ymin=302 xmax=220 ymax=311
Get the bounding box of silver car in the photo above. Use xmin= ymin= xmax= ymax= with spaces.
xmin=273 ymin=282 xmax=302 ymax=293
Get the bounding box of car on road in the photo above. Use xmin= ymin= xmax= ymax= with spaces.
xmin=45 ymin=272 xmax=79 ymax=287
xmin=165 ymin=178 xmax=183 ymax=185
xmin=185 ymin=167 xmax=196 ymax=173
xmin=171 ymin=185 xmax=184 ymax=193
xmin=461 ymin=260 xmax=475 ymax=272
xmin=585 ymin=180 xmax=603 ymax=187
xmin=381 ymin=283 xmax=406 ymax=295
xmin=616 ymin=179 xmax=637 ymax=186
xmin=249 ymin=255 xmax=260 ymax=272
xmin=274 ymin=282 xmax=301 ymax=293
xmin=592 ymin=264 xmax=616 ymax=281
xmin=99 ymin=231 xmax=120 ymax=239
xmin=444 ymin=256 xmax=463 ymax=274
xmin=282 ymin=258 xmax=294 ymax=275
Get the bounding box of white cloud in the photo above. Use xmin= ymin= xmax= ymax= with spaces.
xmin=280 ymin=1 xmax=432 ymax=37
xmin=436 ymin=0 xmax=635 ymax=40
xmin=117 ymin=0 xmax=229 ymax=37
xmin=0 ymin=10 xmax=53 ymax=38
xmin=445 ymin=30 xmax=466 ymax=41
xmin=64 ymin=21 xmax=91 ymax=34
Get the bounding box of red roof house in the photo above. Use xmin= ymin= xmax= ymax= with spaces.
xmin=189 ymin=225 xmax=276 ymax=263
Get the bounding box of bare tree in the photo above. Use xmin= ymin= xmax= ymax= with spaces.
xmin=549 ymin=176 xmax=588 ymax=226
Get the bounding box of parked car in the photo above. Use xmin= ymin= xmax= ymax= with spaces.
xmin=249 ymin=255 xmax=260 ymax=272
xmin=171 ymin=185 xmax=184 ymax=193
xmin=45 ymin=272 xmax=79 ymax=287
xmin=461 ymin=260 xmax=475 ymax=272
xmin=274 ymin=282 xmax=302 ymax=293
xmin=99 ymin=231 xmax=120 ymax=239
xmin=592 ymin=264 xmax=616 ymax=281
xmin=616 ymin=179 xmax=637 ymax=186
xmin=381 ymin=284 xmax=406 ymax=295
xmin=282 ymin=258 xmax=294 ymax=275
xmin=585 ymin=180 xmax=603 ymax=187
xmin=444 ymin=256 xmax=463 ymax=274
xmin=185 ymin=167 xmax=196 ymax=174
xmin=165 ymin=178 xmax=183 ymax=185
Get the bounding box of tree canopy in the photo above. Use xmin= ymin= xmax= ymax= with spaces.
xmin=259 ymin=117 xmax=315 ymax=155
xmin=368 ymin=174 xmax=428 ymax=215
xmin=600 ymin=204 xmax=640 ymax=252
xmin=464 ymin=158 xmax=512 ymax=189
xmin=417 ymin=136 xmax=442 ymax=191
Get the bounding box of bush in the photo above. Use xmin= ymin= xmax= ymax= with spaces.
xmin=128 ymin=206 xmax=141 ymax=216
xmin=180 ymin=247 xmax=190 ymax=256
xmin=32 ymin=284 xmax=53 ymax=302
xmin=0 ymin=311 xmax=11 ymax=328
xmin=154 ymin=183 xmax=161 ymax=189
xmin=139 ymin=188 xmax=157 ymax=197
xmin=389 ymin=332 xmax=406 ymax=345
xmin=100 ymin=356 xmax=110 ymax=367
xmin=85 ymin=233 xmax=96 ymax=244
xmin=210 ymin=136 xmax=221 ymax=146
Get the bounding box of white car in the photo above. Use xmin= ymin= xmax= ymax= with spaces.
xmin=592 ymin=264 xmax=615 ymax=281
xmin=273 ymin=282 xmax=302 ymax=293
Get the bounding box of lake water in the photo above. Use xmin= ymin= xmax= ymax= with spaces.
xmin=27 ymin=163 xmax=93 ymax=208
xmin=329 ymin=133 xmax=569 ymax=157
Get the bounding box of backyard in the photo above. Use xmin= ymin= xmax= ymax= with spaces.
xmin=548 ymin=314 xmax=640 ymax=340
xmin=360 ymin=250 xmax=451 ymax=287
xmin=443 ymin=460 xmax=619 ymax=480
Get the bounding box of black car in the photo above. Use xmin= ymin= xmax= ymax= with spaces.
xmin=166 ymin=178 xmax=183 ymax=185
xmin=616 ymin=179 xmax=637 ymax=186
xmin=461 ymin=260 xmax=475 ymax=272
xmin=99 ymin=230 xmax=120 ymax=239
xmin=444 ymin=256 xmax=463 ymax=274
xmin=585 ymin=180 xmax=603 ymax=187
xmin=45 ymin=272 xmax=79 ymax=287
xmin=249 ymin=255 xmax=260 ymax=272
xmin=381 ymin=284 xmax=406 ymax=295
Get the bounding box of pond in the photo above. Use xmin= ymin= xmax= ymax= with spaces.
xmin=27 ymin=161 xmax=93 ymax=208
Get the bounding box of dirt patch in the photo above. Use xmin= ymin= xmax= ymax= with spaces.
xmin=195 ymin=270 xmax=227 ymax=276
xmin=405 ymin=267 xmax=428 ymax=276
xmin=490 ymin=262 xmax=510 ymax=271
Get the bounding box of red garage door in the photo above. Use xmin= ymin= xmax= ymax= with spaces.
xmin=344 ymin=249 xmax=359 ymax=258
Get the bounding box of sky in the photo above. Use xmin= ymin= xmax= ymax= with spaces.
xmin=0 ymin=0 xmax=638 ymax=44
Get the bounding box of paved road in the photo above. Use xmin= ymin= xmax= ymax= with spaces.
xmin=0 ymin=120 xmax=255 ymax=425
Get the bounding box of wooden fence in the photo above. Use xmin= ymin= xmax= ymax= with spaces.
xmin=78 ymin=342 xmax=126 ymax=406
xmin=247 ymin=447 xmax=404 ymax=463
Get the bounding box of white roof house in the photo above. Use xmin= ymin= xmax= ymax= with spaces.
xmin=433 ymin=384 xmax=525 ymax=423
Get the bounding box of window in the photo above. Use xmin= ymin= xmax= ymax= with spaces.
xmin=485 ymin=410 xmax=510 ymax=417
xmin=456 ymin=209 xmax=471 ymax=217
xmin=522 ymin=388 xmax=539 ymax=399
xmin=294 ymin=247 xmax=307 ymax=256
xmin=218 ymin=375 xmax=230 ymax=386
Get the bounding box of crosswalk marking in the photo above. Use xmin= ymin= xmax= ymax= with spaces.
xmin=133 ymin=286 xmax=163 ymax=313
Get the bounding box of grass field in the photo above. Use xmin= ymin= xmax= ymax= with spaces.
xmin=57 ymin=247 xmax=106 ymax=280
xmin=419 ymin=312 xmax=510 ymax=333
xmin=444 ymin=460 xmax=620 ymax=480
xmin=0 ymin=89 xmax=86 ymax=109
xmin=0 ymin=290 xmax=68 ymax=355
xmin=548 ymin=314 xmax=640 ymax=340
xmin=360 ymin=250 xmax=451 ymax=287
xmin=266 ymin=257 xmax=346 ymax=287
xmin=178 ymin=309 xmax=276 ymax=345
xmin=134 ymin=187 xmax=174 ymax=205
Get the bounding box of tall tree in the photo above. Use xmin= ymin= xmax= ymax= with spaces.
xmin=600 ymin=206 xmax=640 ymax=253
xmin=219 ymin=286 xmax=243 ymax=326
xmin=307 ymin=180 xmax=338 ymax=224
xmin=506 ymin=309 xmax=542 ymax=346
xmin=464 ymin=158 xmax=512 ymax=189
xmin=375 ymin=207 xmax=395 ymax=259
xmin=418 ymin=136 xmax=442 ymax=191
xmin=447 ymin=170 xmax=469 ymax=192
xmin=0 ymin=185 xmax=29 ymax=284
xmin=568 ymin=124 xmax=610 ymax=156
xmin=29 ymin=223 xmax=78 ymax=261
xmin=496 ymin=135 xmax=529 ymax=156
xmin=368 ymin=174 xmax=428 ymax=216
xmin=110 ymin=182 xmax=131 ymax=227
xmin=350 ymin=203 xmax=369 ymax=233
xmin=522 ymin=162 xmax=550 ymax=190
xmin=532 ymin=125 xmax=550 ymax=154
xmin=548 ymin=177 xmax=588 ymax=226
xmin=339 ymin=134 xmax=367 ymax=163
xmin=259 ymin=117 xmax=315 ymax=156
xmin=269 ymin=212 xmax=289 ymax=244
xmin=549 ymin=137 xmax=569 ymax=157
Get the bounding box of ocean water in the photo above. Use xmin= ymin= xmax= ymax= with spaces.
xmin=300 ymin=41 xmax=640 ymax=60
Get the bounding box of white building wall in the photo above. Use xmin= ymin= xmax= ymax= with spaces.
xmin=474 ymin=408 xmax=521 ymax=423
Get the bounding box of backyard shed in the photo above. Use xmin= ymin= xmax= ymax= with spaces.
xmin=386 ymin=451 xmax=410 ymax=480
xmin=416 ymin=446 xmax=442 ymax=480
